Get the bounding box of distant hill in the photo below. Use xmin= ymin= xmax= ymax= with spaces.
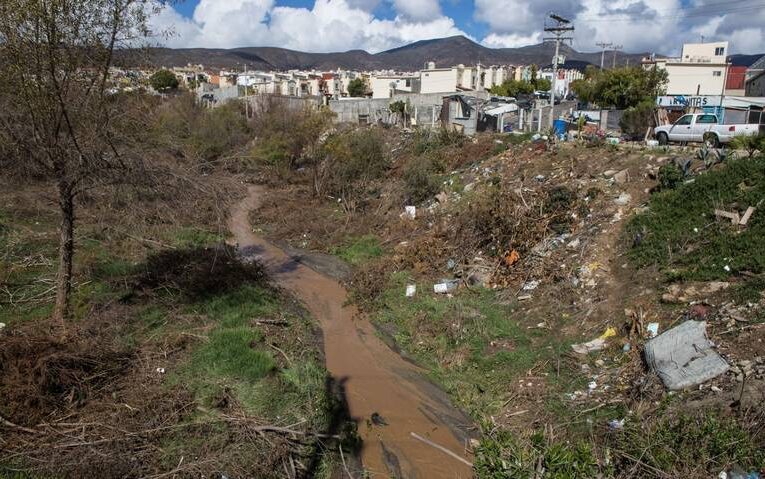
xmin=132 ymin=35 xmax=650 ymax=72
xmin=728 ymin=53 xmax=765 ymax=67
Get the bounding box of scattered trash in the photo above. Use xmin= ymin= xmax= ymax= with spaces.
xmin=406 ymin=285 xmax=417 ymax=298
xmin=607 ymin=138 xmax=620 ymax=145
xmin=403 ymin=205 xmax=416 ymax=219
xmin=504 ymin=249 xmax=520 ymax=267
xmin=646 ymin=139 xmax=659 ymax=147
xmin=715 ymin=209 xmax=741 ymax=225
xmin=662 ymin=281 xmax=730 ymax=303
xmin=572 ymin=327 xmax=617 ymax=355
xmin=436 ymin=192 xmax=449 ymax=204
xmin=646 ymin=322 xmax=660 ymax=338
xmin=0 ymin=322 xmax=6 ymax=334
xmin=371 ymin=412 xmax=388 ymax=426
xmin=724 ymin=265 xmax=731 ymax=272
xmin=434 ymin=280 xmax=459 ymax=294
xmin=156 ymin=367 xmax=166 ymax=374
xmin=447 ymin=259 xmax=456 ymax=270
xmin=522 ymin=280 xmax=540 ymax=291
xmin=645 ymin=320 xmax=729 ymax=390
xmin=622 ymin=343 xmax=631 ymax=352
xmin=517 ymin=295 xmax=533 ymax=301
xmin=740 ymin=207 xmax=756 ymax=226
xmin=614 ymin=192 xmax=632 ymax=206
xmin=724 ymin=466 xmax=761 ymax=479
xmin=567 ymin=238 xmax=581 ymax=249
xmin=534 ymin=174 xmax=546 ymax=182
xmin=588 ymin=381 xmax=597 ymax=391
xmin=608 ymin=419 xmax=625 ymax=430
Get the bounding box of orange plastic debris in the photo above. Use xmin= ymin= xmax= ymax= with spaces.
xmin=505 ymin=249 xmax=520 ymax=267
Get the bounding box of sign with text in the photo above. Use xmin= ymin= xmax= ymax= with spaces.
xmin=657 ymin=95 xmax=722 ymax=108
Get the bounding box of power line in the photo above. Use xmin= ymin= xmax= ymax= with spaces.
xmin=596 ymin=41 xmax=612 ymax=69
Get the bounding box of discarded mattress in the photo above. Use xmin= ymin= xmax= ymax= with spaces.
xmin=644 ymin=320 xmax=729 ymax=390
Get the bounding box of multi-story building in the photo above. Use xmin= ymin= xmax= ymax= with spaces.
xmin=643 ymin=41 xmax=730 ymax=96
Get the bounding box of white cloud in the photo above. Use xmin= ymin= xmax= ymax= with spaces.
xmin=392 ymin=0 xmax=441 ymax=21
xmin=150 ymin=0 xmax=765 ymax=55
xmin=150 ymin=0 xmax=464 ymax=53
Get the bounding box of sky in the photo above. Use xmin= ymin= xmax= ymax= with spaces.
xmin=150 ymin=0 xmax=765 ymax=55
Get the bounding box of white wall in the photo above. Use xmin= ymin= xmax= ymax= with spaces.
xmin=660 ymin=62 xmax=727 ymax=95
xmin=420 ymin=69 xmax=458 ymax=94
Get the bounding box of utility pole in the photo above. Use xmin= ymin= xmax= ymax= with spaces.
xmin=544 ymin=13 xmax=575 ymax=128
xmin=612 ymin=45 xmax=623 ymax=68
xmin=597 ymin=41 xmax=613 ymax=69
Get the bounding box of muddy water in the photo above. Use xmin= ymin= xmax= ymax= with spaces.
xmin=229 ymin=186 xmax=474 ymax=478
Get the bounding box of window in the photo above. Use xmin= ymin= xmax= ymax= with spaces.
xmin=713 ymin=71 xmax=722 ymax=77
xmin=715 ymin=47 xmax=725 ymax=56
xmin=698 ymin=115 xmax=718 ymax=124
xmin=405 ymin=79 xmax=411 ymax=87
xmin=676 ymin=115 xmax=693 ymax=126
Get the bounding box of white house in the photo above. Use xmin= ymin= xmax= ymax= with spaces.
xmin=644 ymin=41 xmax=729 ymax=96
xmin=370 ymin=75 xmax=418 ymax=99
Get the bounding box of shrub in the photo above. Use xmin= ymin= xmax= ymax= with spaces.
xmin=619 ymin=101 xmax=655 ymax=139
xmin=657 ymin=162 xmax=684 ymax=190
xmin=150 ymin=69 xmax=179 ymax=91
xmin=731 ymin=133 xmax=765 ymax=158
xmin=403 ymin=155 xmax=442 ymax=204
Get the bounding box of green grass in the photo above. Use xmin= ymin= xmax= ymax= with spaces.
xmin=372 ymin=272 xmax=568 ymax=417
xmin=171 ymin=227 xmax=225 ymax=248
xmin=330 ymin=235 xmax=383 ymax=266
xmin=627 ymin=155 xmax=765 ymax=281
xmin=609 ymin=413 xmax=765 ymax=476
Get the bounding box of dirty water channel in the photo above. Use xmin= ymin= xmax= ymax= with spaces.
xmin=229 ymin=185 xmax=475 ymax=478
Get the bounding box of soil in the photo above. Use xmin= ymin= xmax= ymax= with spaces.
xmin=229 ymin=184 xmax=476 ymax=478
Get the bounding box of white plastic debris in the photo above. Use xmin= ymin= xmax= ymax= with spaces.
xmin=522 ymin=280 xmax=541 ymax=291
xmin=608 ymin=419 xmax=625 ymax=430
xmin=0 ymin=322 xmax=6 ymax=334
xmin=646 ymin=322 xmax=660 ymax=338
xmin=156 ymin=367 xmax=166 ymax=374
xmin=588 ymin=381 xmax=597 ymax=391
xmin=434 ymin=281 xmax=458 ymax=294
xmin=405 ymin=284 xmax=417 ymax=298
xmin=614 ymin=192 xmax=632 ymax=206
xmin=645 ymin=320 xmax=729 ymax=390
xmin=403 ymin=205 xmax=416 ymax=219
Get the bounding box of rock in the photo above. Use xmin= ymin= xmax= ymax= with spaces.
xmin=613 ymin=169 xmax=630 ymax=184
xmin=463 ymin=182 xmax=475 ymax=192
xmin=603 ymin=169 xmax=618 ymax=177
xmin=0 ymin=322 xmax=6 ymax=334
xmin=371 ymin=412 xmax=388 ymax=426
xmin=436 ymin=191 xmax=449 ymax=204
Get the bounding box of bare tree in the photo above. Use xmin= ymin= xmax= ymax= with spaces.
xmin=0 ymin=0 xmax=161 ymax=326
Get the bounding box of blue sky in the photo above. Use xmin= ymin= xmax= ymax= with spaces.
xmin=152 ymin=0 xmax=764 ymax=54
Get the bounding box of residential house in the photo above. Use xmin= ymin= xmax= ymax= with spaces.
xmin=643 ymin=41 xmax=729 ymax=96
xmin=745 ymin=55 xmax=765 ymax=97
xmin=370 ymin=75 xmax=418 ymax=99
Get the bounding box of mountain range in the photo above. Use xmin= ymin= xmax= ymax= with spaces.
xmin=139 ymin=35 xmax=650 ymax=72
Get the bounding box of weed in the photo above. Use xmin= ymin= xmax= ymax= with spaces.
xmin=331 ymin=235 xmax=383 ymax=265
xmin=657 ymin=162 xmax=684 ymax=190
xmin=372 ymin=272 xmax=564 ymax=417
xmin=474 ymin=430 xmax=600 ymax=479
xmin=608 ymin=413 xmax=765 ymax=476
xmin=628 ymin=155 xmax=765 ymax=281
xmin=403 ymin=154 xmax=443 ymax=204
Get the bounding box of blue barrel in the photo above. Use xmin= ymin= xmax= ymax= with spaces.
xmin=553 ymin=119 xmax=567 ymax=137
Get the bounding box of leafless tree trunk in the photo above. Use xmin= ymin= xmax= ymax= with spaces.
xmin=53 ymin=183 xmax=75 ymax=324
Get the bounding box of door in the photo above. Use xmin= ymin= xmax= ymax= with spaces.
xmin=693 ymin=114 xmax=718 ymax=141
xmin=669 ymin=115 xmax=693 ymax=141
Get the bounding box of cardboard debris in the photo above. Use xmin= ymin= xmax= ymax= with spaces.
xmin=645 ymin=320 xmax=729 ymax=390
xmin=740 ymin=206 xmax=755 ymax=226
xmin=715 ymin=209 xmax=740 ymax=225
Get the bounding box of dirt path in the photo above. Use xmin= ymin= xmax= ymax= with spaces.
xmin=229 ymin=185 xmax=475 ymax=478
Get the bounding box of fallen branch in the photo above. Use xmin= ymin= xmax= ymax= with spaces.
xmin=410 ymin=432 xmax=473 ymax=467
xmin=1 ymin=416 xmax=39 ymax=435
xmin=253 ymin=318 xmax=289 ymax=326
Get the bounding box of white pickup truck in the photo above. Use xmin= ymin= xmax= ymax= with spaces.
xmin=654 ymin=113 xmax=764 ymax=147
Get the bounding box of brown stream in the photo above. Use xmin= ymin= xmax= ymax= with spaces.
xmin=229 ymin=186 xmax=474 ymax=478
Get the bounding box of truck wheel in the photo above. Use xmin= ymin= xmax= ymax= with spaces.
xmin=703 ymin=133 xmax=720 ymax=148
xmin=657 ymin=132 xmax=669 ymax=145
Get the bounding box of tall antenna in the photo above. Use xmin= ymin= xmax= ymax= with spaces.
xmin=596 ymin=41 xmax=613 ymax=69
xmin=544 ymin=12 xmax=574 ymax=127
